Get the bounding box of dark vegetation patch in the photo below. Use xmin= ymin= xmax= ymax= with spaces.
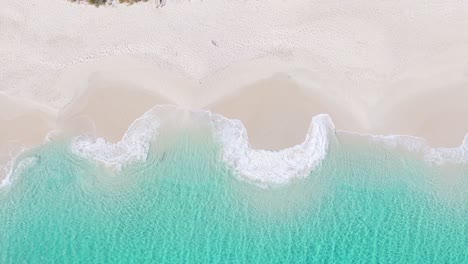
xmin=69 ymin=0 xmax=165 ymax=7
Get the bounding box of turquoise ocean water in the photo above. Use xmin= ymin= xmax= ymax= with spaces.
xmin=0 ymin=131 xmax=467 ymax=263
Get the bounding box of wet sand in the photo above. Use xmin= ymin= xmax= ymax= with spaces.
xmin=1 ymin=0 xmax=468 ymax=181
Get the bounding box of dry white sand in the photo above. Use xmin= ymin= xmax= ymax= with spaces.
xmin=1 ymin=0 xmax=468 ymax=180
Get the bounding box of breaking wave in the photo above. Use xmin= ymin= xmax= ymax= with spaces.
xmin=2 ymin=105 xmax=467 ymax=188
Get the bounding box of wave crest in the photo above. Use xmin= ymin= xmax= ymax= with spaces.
xmin=211 ymin=113 xmax=335 ymax=186
xmin=50 ymin=106 xmax=468 ymax=187
xmin=69 ymin=106 xmax=335 ymax=186
xmin=70 ymin=109 xmax=160 ymax=170
xmin=369 ymin=133 xmax=468 ymax=165
xmin=1 ymin=154 xmax=38 ymax=188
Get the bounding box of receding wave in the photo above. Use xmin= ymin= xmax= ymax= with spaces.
xmin=2 ymin=105 xmax=468 ymax=188
xmin=210 ymin=113 xmax=334 ymax=186
xmin=366 ymin=133 xmax=468 ymax=165
xmin=69 ymin=106 xmax=467 ymax=187
xmin=71 ymin=108 xmax=161 ymax=170
xmin=0 ymin=154 xmax=38 ymax=188
xmin=68 ymin=105 xmax=335 ymax=187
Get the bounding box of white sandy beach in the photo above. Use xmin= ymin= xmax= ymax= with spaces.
xmin=1 ymin=0 xmax=468 ymax=181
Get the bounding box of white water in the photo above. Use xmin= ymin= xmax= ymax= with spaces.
xmin=68 ymin=106 xmax=334 ymax=186
xmin=0 ymin=155 xmax=38 ymax=188
xmin=2 ymin=105 xmax=468 ymax=188
xmin=71 ymin=109 xmax=161 ymax=171
xmin=367 ymin=133 xmax=468 ymax=165
xmin=210 ymin=113 xmax=334 ymax=186
xmin=68 ymin=106 xmax=468 ymax=187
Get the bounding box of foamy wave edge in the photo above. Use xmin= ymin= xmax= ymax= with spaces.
xmin=70 ymin=106 xmax=468 ymax=185
xmin=210 ymin=113 xmax=335 ymax=186
xmin=0 ymin=145 xmax=43 ymax=188
xmin=3 ymin=105 xmax=468 ymax=189
xmin=70 ymin=108 xmax=161 ymax=170
xmin=69 ymin=106 xmax=336 ymax=186
xmin=364 ymin=133 xmax=468 ymax=165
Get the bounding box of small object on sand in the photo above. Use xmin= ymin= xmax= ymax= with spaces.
xmin=156 ymin=0 xmax=166 ymax=8
xmin=160 ymin=152 xmax=166 ymax=161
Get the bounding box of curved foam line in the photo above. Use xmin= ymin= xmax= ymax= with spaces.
xmin=69 ymin=106 xmax=336 ymax=186
xmin=210 ymin=113 xmax=335 ymax=186
xmin=0 ymin=149 xmax=38 ymax=188
xmin=69 ymin=105 xmax=468 ymax=187
xmin=0 ymin=159 xmax=15 ymax=188
xmin=70 ymin=108 xmax=161 ymax=170
xmin=4 ymin=105 xmax=467 ymax=189
xmin=0 ymin=128 xmax=61 ymax=188
xmin=350 ymin=131 xmax=468 ymax=165
xmin=425 ymin=133 xmax=468 ymax=165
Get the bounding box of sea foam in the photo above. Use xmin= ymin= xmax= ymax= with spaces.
xmin=70 ymin=109 xmax=161 ymax=171
xmin=0 ymin=154 xmax=38 ymax=188
xmin=68 ymin=106 xmax=468 ymax=186
xmin=368 ymin=133 xmax=468 ymax=165
xmin=69 ymin=106 xmax=336 ymax=186
xmin=210 ymin=113 xmax=335 ymax=186
xmin=3 ymin=105 xmax=466 ymax=189
xmin=0 ymin=132 xmax=57 ymax=188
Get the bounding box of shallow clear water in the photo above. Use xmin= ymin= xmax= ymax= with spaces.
xmin=0 ymin=133 xmax=467 ymax=263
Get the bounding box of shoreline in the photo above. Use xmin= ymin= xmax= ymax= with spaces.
xmin=3 ymin=55 xmax=467 ymax=150
xmin=2 ymin=0 xmax=468 ymax=182
xmin=1 ymin=100 xmax=467 ymax=186
xmin=1 ymin=57 xmax=468 ymax=183
xmin=1 ymin=55 xmax=468 ymax=184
